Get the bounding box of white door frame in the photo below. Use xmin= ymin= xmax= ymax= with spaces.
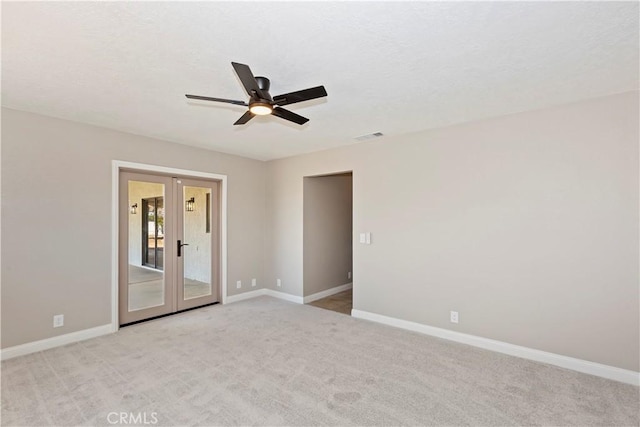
xmin=111 ymin=160 xmax=228 ymax=332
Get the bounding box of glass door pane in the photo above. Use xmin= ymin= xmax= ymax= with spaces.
xmin=183 ymin=185 xmax=212 ymax=299
xmin=119 ymin=172 xmax=174 ymax=325
xmin=129 ymin=183 xmax=165 ymax=311
xmin=176 ymin=178 xmax=219 ymax=311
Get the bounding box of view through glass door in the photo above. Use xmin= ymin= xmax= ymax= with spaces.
xmin=176 ymin=178 xmax=220 ymax=312
xmin=142 ymin=196 xmax=164 ymax=270
xmin=119 ymin=171 xmax=220 ymax=325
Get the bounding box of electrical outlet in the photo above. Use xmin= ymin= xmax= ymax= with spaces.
xmin=251 ymin=278 xmax=256 ymax=287
xmin=53 ymin=314 xmax=64 ymax=328
xmin=276 ymin=279 xmax=281 ymax=287
xmin=236 ymin=280 xmax=242 ymax=289
xmin=348 ymin=271 xmax=352 ymax=279
xmin=450 ymin=311 xmax=459 ymax=324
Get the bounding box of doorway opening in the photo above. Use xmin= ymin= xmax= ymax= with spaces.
xmin=303 ymin=171 xmax=353 ymax=315
xmin=118 ymin=170 xmax=221 ymax=326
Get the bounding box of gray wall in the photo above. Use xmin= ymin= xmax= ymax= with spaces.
xmin=266 ymin=92 xmax=639 ymax=371
xmin=1 ymin=108 xmax=266 ymax=348
xmin=303 ymin=173 xmax=353 ymax=297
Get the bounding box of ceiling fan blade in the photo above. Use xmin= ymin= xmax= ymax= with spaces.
xmin=273 ymin=86 xmax=327 ymax=106
xmin=233 ymin=110 xmax=255 ymax=125
xmin=185 ymin=94 xmax=248 ymax=106
xmin=272 ymin=107 xmax=309 ymax=125
xmin=231 ymin=62 xmax=265 ymax=99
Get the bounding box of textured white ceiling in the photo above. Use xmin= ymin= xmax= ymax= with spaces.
xmin=2 ymin=2 xmax=638 ymax=160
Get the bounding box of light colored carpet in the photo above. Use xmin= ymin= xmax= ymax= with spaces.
xmin=2 ymin=296 xmax=638 ymax=426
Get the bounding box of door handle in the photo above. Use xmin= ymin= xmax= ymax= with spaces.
xmin=177 ymin=240 xmax=189 ymax=257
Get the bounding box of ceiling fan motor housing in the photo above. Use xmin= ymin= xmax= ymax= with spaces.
xmin=254 ymin=77 xmax=272 ymax=98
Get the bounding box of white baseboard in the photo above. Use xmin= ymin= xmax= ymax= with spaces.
xmin=304 ymin=283 xmax=352 ymax=303
xmin=1 ymin=324 xmax=114 ymax=361
xmin=226 ymin=288 xmax=305 ymax=305
xmin=351 ymin=309 xmax=639 ymax=386
xmin=265 ymin=289 xmax=304 ymax=304
xmin=226 ymin=289 xmax=267 ymax=304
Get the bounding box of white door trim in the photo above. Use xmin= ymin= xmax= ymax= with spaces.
xmin=111 ymin=160 xmax=228 ymax=333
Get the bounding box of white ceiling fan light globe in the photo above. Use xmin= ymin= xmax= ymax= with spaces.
xmin=249 ymin=103 xmax=273 ymax=116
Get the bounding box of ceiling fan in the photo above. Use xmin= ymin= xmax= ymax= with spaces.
xmin=186 ymin=62 xmax=327 ymax=126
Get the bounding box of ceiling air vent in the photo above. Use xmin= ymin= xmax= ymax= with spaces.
xmin=354 ymin=132 xmax=384 ymax=141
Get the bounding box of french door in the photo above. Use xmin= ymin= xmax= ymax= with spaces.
xmin=119 ymin=171 xmax=220 ymax=325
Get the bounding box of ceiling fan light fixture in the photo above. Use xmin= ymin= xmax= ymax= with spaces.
xmin=186 ymin=62 xmax=326 ymax=125
xmin=249 ymin=102 xmax=273 ymax=116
